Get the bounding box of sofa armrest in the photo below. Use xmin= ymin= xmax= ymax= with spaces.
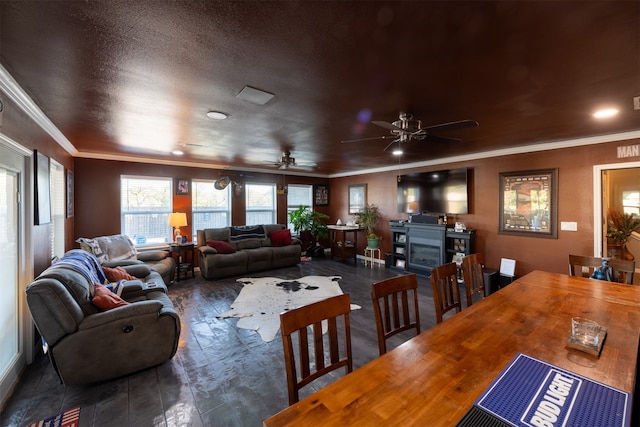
xmin=137 ymin=250 xmax=170 ymax=262
xmin=199 ymin=245 xmax=217 ymax=255
xmin=120 ymin=264 xmax=153 ymax=278
xmin=78 ymin=300 xmax=164 ymax=330
xmin=102 ymin=259 xmax=144 ymax=268
xmin=121 ymin=279 xmax=167 ymax=298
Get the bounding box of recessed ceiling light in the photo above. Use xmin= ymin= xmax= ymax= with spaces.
xmin=172 ymin=150 xmax=184 ymax=155
xmin=392 ymin=149 xmax=403 ymax=155
xmin=206 ymin=111 xmax=228 ymax=120
xmin=593 ymin=108 xmax=619 ymax=119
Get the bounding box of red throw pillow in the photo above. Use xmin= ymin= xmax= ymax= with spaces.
xmin=92 ymin=284 xmax=129 ymax=310
xmin=270 ymin=229 xmax=292 ymax=247
xmin=206 ymin=240 xmax=236 ymax=254
xmin=103 ymin=266 xmax=137 ymax=282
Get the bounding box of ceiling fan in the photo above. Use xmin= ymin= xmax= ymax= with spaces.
xmin=342 ymin=112 xmax=478 ymax=151
xmin=267 ymin=151 xmax=317 ymax=170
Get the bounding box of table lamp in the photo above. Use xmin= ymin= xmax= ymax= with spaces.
xmin=168 ymin=212 xmax=188 ymax=243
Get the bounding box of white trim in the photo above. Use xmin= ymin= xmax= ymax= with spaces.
xmin=0 ymin=133 xmax=32 ymax=157
xmin=593 ymin=161 xmax=640 ymax=257
xmin=0 ymin=64 xmax=77 ymax=156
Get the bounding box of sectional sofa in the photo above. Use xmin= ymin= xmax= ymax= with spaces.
xmin=196 ymin=224 xmax=302 ymax=280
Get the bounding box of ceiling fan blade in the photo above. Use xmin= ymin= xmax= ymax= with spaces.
xmin=372 ymin=120 xmax=407 ymax=133
xmin=341 ymin=135 xmax=398 ymax=143
xmin=424 ymin=134 xmax=462 ymax=144
xmin=423 ymin=120 xmax=479 ymax=133
xmin=383 ymin=139 xmax=402 ymax=151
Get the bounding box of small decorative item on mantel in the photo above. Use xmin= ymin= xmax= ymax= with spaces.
xmin=606 ymin=208 xmax=640 ymax=261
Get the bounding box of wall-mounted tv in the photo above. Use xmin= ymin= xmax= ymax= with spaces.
xmin=397 ymin=168 xmax=469 ymax=214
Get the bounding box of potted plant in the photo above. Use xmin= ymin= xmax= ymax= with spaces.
xmin=606 ymin=208 xmax=640 ymax=260
xmin=355 ymin=204 xmax=382 ymax=249
xmin=288 ymin=206 xmax=329 ymax=249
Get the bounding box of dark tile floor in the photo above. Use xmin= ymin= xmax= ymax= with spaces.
xmin=1 ymin=258 xmax=455 ymax=427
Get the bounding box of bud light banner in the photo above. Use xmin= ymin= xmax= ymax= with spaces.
xmin=475 ymin=353 xmax=631 ymax=427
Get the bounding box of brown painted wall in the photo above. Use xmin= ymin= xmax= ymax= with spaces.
xmin=74 ymin=158 xmax=330 ymax=243
xmin=1 ymin=94 xmax=74 ymax=276
xmin=328 ymin=139 xmax=639 ymax=277
xmin=74 ymin=138 xmax=639 ymax=279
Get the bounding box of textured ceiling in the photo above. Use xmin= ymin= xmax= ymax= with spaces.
xmin=1 ymin=1 xmax=639 ymax=175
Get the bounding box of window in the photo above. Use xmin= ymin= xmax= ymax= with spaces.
xmin=50 ymin=160 xmax=65 ymax=259
xmin=287 ymin=184 xmax=313 ymax=232
xmin=246 ymin=183 xmax=276 ymax=225
xmin=192 ymin=179 xmax=231 ymax=240
xmin=121 ymin=176 xmax=172 ymax=245
xmin=622 ymin=191 xmax=639 ymax=216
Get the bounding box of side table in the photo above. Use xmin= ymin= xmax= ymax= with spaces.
xmin=363 ymin=246 xmax=381 ymax=268
xmin=169 ymin=243 xmax=195 ymax=282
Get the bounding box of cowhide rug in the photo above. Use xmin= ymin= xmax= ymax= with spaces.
xmin=217 ymin=276 xmax=360 ymax=342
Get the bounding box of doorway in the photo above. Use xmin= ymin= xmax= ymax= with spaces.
xmin=594 ymin=162 xmax=640 ymax=262
xmin=0 ymin=137 xmax=32 ymax=408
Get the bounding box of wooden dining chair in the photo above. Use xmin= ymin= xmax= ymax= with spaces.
xmin=568 ymin=254 xmax=603 ymax=278
xmin=461 ymin=253 xmax=486 ymax=308
xmin=371 ymin=273 xmax=420 ymax=355
xmin=429 ymin=262 xmax=462 ymax=324
xmin=610 ymin=258 xmax=636 ymax=284
xmin=279 ymin=294 xmax=353 ymax=405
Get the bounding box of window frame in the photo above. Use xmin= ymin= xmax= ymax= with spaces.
xmin=192 ymin=178 xmax=232 ymax=241
xmin=120 ymin=175 xmax=173 ymax=247
xmin=245 ymin=182 xmax=277 ymax=225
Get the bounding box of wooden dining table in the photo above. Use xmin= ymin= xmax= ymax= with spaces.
xmin=263 ymin=270 xmax=640 ymax=426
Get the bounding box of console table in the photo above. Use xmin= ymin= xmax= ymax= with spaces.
xmin=327 ymin=225 xmax=362 ymax=263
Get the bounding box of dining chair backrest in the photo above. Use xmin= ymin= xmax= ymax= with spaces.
xmin=568 ymin=254 xmax=603 ymax=278
xmin=609 ymin=258 xmax=636 ymax=284
xmin=279 ymin=293 xmax=353 ymax=405
xmin=461 ymin=253 xmax=486 ymax=308
xmin=371 ymin=273 xmax=420 ymax=355
xmin=568 ymin=254 xmax=635 ymax=285
xmin=429 ymin=262 xmax=462 ymax=324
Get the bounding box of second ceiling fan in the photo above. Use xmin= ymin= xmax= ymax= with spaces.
xmin=267 ymin=151 xmax=317 ymax=170
xmin=343 ymin=112 xmax=478 ymax=151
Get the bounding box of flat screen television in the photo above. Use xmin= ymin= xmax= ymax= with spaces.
xmin=397 ymin=168 xmax=469 ymax=214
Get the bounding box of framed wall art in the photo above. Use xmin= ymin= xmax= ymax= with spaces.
xmin=348 ymin=184 xmax=367 ymax=214
xmin=498 ymin=168 xmax=558 ymax=238
xmin=314 ymin=185 xmax=329 ymax=206
xmin=34 ymin=150 xmax=51 ymax=225
xmin=175 ymin=178 xmax=191 ymax=196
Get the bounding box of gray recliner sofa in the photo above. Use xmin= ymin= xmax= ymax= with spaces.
xmin=26 ymin=249 xmax=181 ymax=386
xmin=197 ymin=224 xmax=302 ymax=280
xmin=77 ymin=234 xmax=176 ymax=285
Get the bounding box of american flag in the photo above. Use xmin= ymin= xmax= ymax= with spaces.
xmin=26 ymin=406 xmax=80 ymax=427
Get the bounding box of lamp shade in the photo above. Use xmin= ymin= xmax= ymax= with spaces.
xmin=168 ymin=212 xmax=187 ymax=228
